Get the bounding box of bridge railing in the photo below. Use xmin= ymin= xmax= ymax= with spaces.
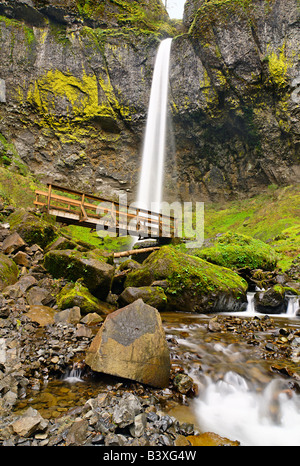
xmin=34 ymin=184 xmax=178 ymax=239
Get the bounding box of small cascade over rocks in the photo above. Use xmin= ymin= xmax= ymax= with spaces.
xmin=243 ymin=291 xmax=300 ymax=317
xmin=164 ymin=313 xmax=300 ymax=447
xmin=286 ymin=294 xmax=300 ymax=316
xmin=62 ymin=362 xmax=85 ymax=383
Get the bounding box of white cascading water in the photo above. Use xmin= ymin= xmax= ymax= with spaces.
xmin=63 ymin=363 xmax=84 ymax=383
xmin=166 ymin=309 xmax=300 ymax=446
xmin=237 ymin=292 xmax=299 ymax=317
xmin=286 ymin=295 xmax=300 ymax=316
xmin=136 ymin=38 xmax=172 ymax=214
xmin=192 ymin=292 xmax=300 ymax=445
xmin=195 ymin=371 xmax=300 ymax=446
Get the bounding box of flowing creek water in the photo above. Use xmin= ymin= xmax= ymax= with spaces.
xmin=163 ymin=309 xmax=300 ymax=447
xmin=14 ymin=293 xmax=300 ymax=447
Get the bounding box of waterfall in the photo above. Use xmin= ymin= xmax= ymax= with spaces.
xmin=245 ymin=292 xmax=255 ymax=315
xmin=136 ymin=38 xmax=172 ymax=214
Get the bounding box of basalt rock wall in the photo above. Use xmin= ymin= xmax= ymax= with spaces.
xmin=0 ymin=0 xmax=299 ymax=204
xmin=169 ymin=0 xmax=300 ymax=201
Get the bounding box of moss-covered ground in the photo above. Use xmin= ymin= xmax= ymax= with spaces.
xmin=192 ymin=232 xmax=278 ymax=271
xmin=202 ymin=185 xmax=300 ymax=242
xmin=201 ymin=184 xmax=300 ymax=271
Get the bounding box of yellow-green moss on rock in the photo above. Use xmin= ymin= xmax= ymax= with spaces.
xmin=118 ymin=285 xmax=168 ymax=311
xmin=0 ymin=252 xmax=19 ymax=291
xmin=8 ymin=209 xmax=58 ymax=249
xmin=124 ymin=246 xmax=248 ymax=313
xmin=189 ymin=0 xmax=253 ymax=38
xmin=57 ymin=280 xmax=104 ymax=315
xmin=23 ymin=69 xmax=125 ymax=142
xmin=44 ymin=248 xmax=115 ymax=299
xmin=193 ymin=232 xmax=278 ymax=271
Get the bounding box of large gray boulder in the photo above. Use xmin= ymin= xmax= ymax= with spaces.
xmin=85 ymin=299 xmax=170 ymax=388
xmin=254 ymin=285 xmax=287 ymax=314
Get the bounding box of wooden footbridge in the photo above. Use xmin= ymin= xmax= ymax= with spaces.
xmin=34 ymin=184 xmax=178 ymax=240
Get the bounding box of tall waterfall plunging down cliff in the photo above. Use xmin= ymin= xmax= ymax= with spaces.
xmin=136 ymin=38 xmax=172 ymax=213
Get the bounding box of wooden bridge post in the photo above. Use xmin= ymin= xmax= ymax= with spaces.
xmin=80 ymin=193 xmax=88 ymax=222
xmin=174 ymin=217 xmax=178 ymax=238
xmin=47 ymin=184 xmax=52 ymax=211
xmin=136 ymin=208 xmax=140 ymax=233
xmin=159 ymin=213 xmax=162 ymax=238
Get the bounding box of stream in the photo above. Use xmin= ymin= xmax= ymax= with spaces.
xmin=163 ymin=309 xmax=300 ymax=446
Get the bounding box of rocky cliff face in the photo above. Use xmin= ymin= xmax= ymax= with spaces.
xmin=170 ymin=0 xmax=300 ymax=201
xmin=0 ymin=0 xmax=299 ymax=203
xmin=0 ymin=0 xmax=173 ymax=200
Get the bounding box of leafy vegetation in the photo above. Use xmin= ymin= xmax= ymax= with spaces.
xmin=203 ymin=185 xmax=300 ymax=242
xmin=270 ymin=225 xmax=300 ymax=272
xmin=0 ymin=167 xmax=42 ymax=213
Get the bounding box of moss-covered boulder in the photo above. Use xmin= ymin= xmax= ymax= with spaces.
xmin=118 ymin=286 xmax=168 ymax=311
xmin=0 ymin=252 xmax=19 ymax=290
xmin=8 ymin=209 xmax=58 ymax=249
xmin=193 ymin=233 xmax=278 ymax=271
xmin=124 ymin=246 xmax=248 ymax=313
xmin=45 ymin=236 xmax=79 ymax=252
xmin=44 ymin=248 xmax=115 ymax=300
xmin=118 ymin=259 xmax=142 ymax=272
xmin=57 ymin=280 xmax=104 ymax=315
